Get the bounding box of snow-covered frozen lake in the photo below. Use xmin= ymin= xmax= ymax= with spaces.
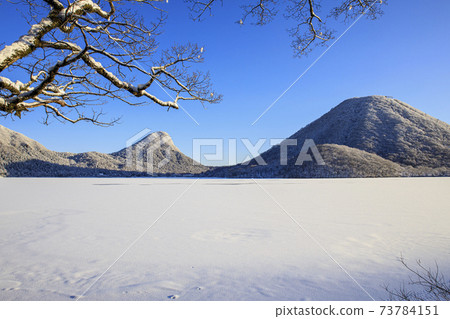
xmin=0 ymin=177 xmax=449 ymax=301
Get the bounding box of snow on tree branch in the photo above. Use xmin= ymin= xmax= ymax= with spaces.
xmin=0 ymin=0 xmax=222 ymax=125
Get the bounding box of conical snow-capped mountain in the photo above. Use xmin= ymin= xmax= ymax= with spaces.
xmin=112 ymin=131 xmax=206 ymax=175
xmin=209 ymin=96 xmax=449 ymax=178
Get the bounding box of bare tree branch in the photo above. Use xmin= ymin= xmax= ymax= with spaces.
xmin=385 ymin=256 xmax=450 ymax=301
xmin=0 ymin=0 xmax=222 ymax=125
xmin=185 ymin=0 xmax=387 ymax=56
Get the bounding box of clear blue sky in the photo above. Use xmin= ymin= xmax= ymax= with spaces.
xmin=1 ymin=1 xmax=449 ymax=165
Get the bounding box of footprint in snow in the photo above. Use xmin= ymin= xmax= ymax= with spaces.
xmin=0 ymin=280 xmax=22 ymax=291
xmin=168 ymin=295 xmax=179 ymax=300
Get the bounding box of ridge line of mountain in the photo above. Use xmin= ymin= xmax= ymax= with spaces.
xmin=1 ymin=95 xmax=449 ymax=177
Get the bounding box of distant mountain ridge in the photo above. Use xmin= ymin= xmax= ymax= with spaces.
xmin=1 ymin=95 xmax=449 ymax=177
xmin=0 ymin=127 xmax=208 ymax=177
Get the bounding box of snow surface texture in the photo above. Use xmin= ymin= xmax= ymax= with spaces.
xmin=0 ymin=178 xmax=449 ymax=301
